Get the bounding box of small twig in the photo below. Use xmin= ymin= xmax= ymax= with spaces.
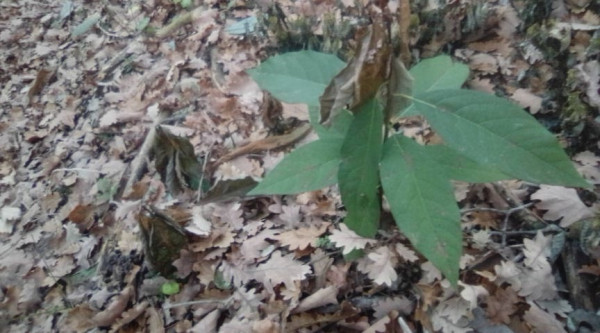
xmin=121 ymin=112 xmax=167 ymax=198
xmin=462 ymin=203 xmax=534 ymax=246
xmin=162 ymin=295 xmax=234 ymax=310
xmin=95 ymin=21 xmax=128 ymax=38
xmin=52 ymin=168 xmax=103 ymax=174
xmin=196 ymin=143 xmax=214 ymax=203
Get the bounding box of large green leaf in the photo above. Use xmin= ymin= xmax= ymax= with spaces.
xmin=338 ymin=99 xmax=383 ymax=238
xmin=410 ymin=55 xmax=469 ymax=94
xmin=248 ymin=138 xmax=343 ymax=195
xmin=414 ymin=89 xmax=589 ymax=188
xmin=425 ymin=144 xmax=510 ymax=183
xmin=400 ymin=55 xmax=469 ymax=116
xmin=380 ymin=135 xmax=461 ymax=285
xmin=247 ymin=51 xmax=345 ymax=107
xmin=315 ymin=110 xmax=354 ymax=140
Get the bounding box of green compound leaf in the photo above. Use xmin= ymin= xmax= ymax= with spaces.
xmin=414 ymin=89 xmax=589 ymax=188
xmin=380 ymin=135 xmax=461 ymax=286
xmin=338 ymin=99 xmax=383 ymax=238
xmin=248 ymin=138 xmax=343 ymax=195
xmin=247 ymin=51 xmax=346 ymax=107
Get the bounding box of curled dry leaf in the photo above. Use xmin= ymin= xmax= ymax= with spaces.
xmin=138 ymin=205 xmax=188 ymax=276
xmin=319 ymin=18 xmax=391 ymax=124
xmin=153 ymin=125 xmax=203 ymax=194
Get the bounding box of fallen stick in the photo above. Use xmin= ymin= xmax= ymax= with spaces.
xmin=216 ymin=122 xmax=312 ymax=165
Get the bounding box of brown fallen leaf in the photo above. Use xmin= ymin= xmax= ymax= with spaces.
xmin=319 ymin=18 xmax=392 ymax=125
xmin=138 ymin=205 xmax=188 ymax=276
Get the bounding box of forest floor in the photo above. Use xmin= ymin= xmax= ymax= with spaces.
xmin=1 ymin=0 xmax=600 ymax=332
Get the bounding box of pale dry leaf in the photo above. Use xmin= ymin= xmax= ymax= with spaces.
xmin=523 ymin=301 xmax=566 ymax=333
xmin=511 ymin=88 xmax=542 ymax=114
xmin=256 ymin=251 xmax=312 ymax=290
xmin=185 ymin=206 xmax=211 ymax=237
xmin=535 ymin=299 xmax=573 ymax=318
xmin=92 ymin=285 xmax=134 ymax=327
xmin=519 ymin=262 xmax=557 ymax=301
xmin=190 ymin=309 xmax=220 ymax=333
xmin=357 ymin=246 xmax=398 ymax=287
xmin=531 ymin=185 xmax=594 ymax=227
xmin=0 ymin=206 xmax=21 ymax=234
xmin=419 ymin=261 xmax=442 ymax=284
xmin=493 ymin=261 xmax=521 ymax=290
xmin=459 ymin=254 xmax=476 ymax=270
xmin=471 ymin=229 xmax=491 ymax=250
xmin=469 ymin=53 xmax=498 ymax=74
xmin=432 ymin=297 xmax=472 ymax=332
xmin=395 ymin=243 xmax=419 ymax=262
xmin=328 ymin=223 xmax=375 ymax=255
xmin=452 ymin=181 xmax=470 ymax=202
xmin=459 ymin=282 xmax=489 ymax=311
xmin=363 ymin=315 xmax=390 ymax=333
xmin=251 ymin=318 xmax=280 ymax=333
xmin=522 ymin=231 xmax=552 ymax=270
xmin=239 ymin=228 xmax=279 ymax=261
xmin=373 ymin=296 xmax=414 ymax=319
xmin=326 ymin=262 xmax=351 ymax=288
xmin=274 ymin=223 xmax=329 ymax=251
xmin=573 ymin=151 xmax=600 ymax=185
xmin=575 ymin=60 xmax=600 ymax=108
xmin=293 ymin=286 xmax=338 ymax=313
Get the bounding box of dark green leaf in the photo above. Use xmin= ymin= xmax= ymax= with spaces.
xmin=386 ymin=57 xmax=413 ymax=119
xmin=380 ymin=135 xmax=461 ymax=285
xmin=410 ymin=55 xmax=469 ymax=94
xmin=315 ymin=110 xmax=354 ymax=140
xmin=247 ymin=51 xmax=345 ymax=107
xmin=338 ymin=99 xmax=383 ymax=237
xmin=401 ymin=55 xmax=469 ymax=116
xmin=414 ymin=89 xmax=589 ymax=188
xmin=249 ymin=139 xmax=343 ymax=195
xmin=425 ymin=144 xmax=511 ymax=183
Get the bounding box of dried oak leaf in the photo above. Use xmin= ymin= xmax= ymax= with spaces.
xmin=522 ymin=231 xmax=552 ymax=270
xmin=329 ymin=223 xmax=375 ymax=255
xmin=523 ymin=301 xmax=566 ymax=333
xmin=373 ymin=297 xmax=414 ymax=319
xmin=395 ymin=243 xmax=419 ymax=262
xmin=357 ymin=246 xmax=398 ymax=287
xmin=531 ymin=185 xmax=594 ymax=227
xmin=273 ymin=223 xmax=330 ymax=251
xmin=257 ymin=250 xmax=312 ymax=291
xmin=573 ymin=151 xmax=600 ymax=185
xmin=485 ymin=287 xmax=519 ymax=324
xmin=293 ymin=286 xmax=339 ymax=313
xmin=458 ymin=281 xmax=489 ymax=311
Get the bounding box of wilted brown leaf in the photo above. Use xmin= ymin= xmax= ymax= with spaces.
xmin=319 ymin=18 xmax=391 ymax=124
xmin=154 ymin=125 xmax=203 ymax=194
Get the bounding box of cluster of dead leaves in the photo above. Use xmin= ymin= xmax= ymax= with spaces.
xmin=1 ymin=0 xmax=600 ymax=332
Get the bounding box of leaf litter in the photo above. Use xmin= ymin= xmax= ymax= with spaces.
xmin=1 ymin=0 xmax=600 ymax=332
